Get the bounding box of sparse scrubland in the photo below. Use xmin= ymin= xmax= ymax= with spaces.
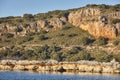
xmin=0 ymin=4 xmax=120 ymax=62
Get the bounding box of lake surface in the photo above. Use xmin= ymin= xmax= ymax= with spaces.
xmin=0 ymin=71 xmax=120 ymax=80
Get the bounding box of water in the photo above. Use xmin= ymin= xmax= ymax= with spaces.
xmin=0 ymin=71 xmax=120 ymax=80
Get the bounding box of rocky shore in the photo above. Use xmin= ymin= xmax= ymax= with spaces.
xmin=0 ymin=60 xmax=120 ymax=74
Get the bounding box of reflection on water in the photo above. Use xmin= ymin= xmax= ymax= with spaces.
xmin=0 ymin=71 xmax=120 ymax=80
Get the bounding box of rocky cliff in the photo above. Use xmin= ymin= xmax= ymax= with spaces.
xmin=68 ymin=8 xmax=119 ymax=39
xmin=0 ymin=60 xmax=120 ymax=74
xmin=0 ymin=5 xmax=120 ymax=39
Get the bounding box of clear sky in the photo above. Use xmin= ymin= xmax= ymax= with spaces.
xmin=0 ymin=0 xmax=120 ymax=17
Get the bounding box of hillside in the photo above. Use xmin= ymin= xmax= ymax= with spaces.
xmin=0 ymin=4 xmax=120 ymax=62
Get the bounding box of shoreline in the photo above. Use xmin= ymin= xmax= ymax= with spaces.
xmin=0 ymin=60 xmax=120 ymax=74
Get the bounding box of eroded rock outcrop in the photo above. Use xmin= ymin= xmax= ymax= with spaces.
xmin=37 ymin=20 xmax=47 ymax=29
xmin=79 ymin=22 xmax=117 ymax=38
xmin=0 ymin=60 xmax=120 ymax=74
xmin=49 ymin=18 xmax=64 ymax=29
xmin=68 ymin=8 xmax=118 ymax=38
xmin=0 ymin=7 xmax=120 ymax=39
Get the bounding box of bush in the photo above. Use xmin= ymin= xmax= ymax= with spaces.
xmin=40 ymin=30 xmax=48 ymax=34
xmin=65 ymin=51 xmax=92 ymax=61
xmin=14 ymin=26 xmax=23 ymax=33
xmin=57 ymin=33 xmax=65 ymax=36
xmin=47 ymin=25 xmax=53 ymax=28
xmin=51 ymin=52 xmax=62 ymax=61
xmin=77 ymin=51 xmax=92 ymax=60
xmin=93 ymin=51 xmax=113 ymax=62
xmin=62 ymin=26 xmax=71 ymax=30
xmin=67 ymin=47 xmax=81 ymax=54
xmin=22 ymin=50 xmax=36 ymax=60
xmin=23 ymin=14 xmax=34 ymax=19
xmin=96 ymin=36 xmax=107 ymax=46
xmin=68 ymin=33 xmax=78 ymax=37
xmin=81 ymin=37 xmax=93 ymax=45
xmin=38 ymin=35 xmax=49 ymax=41
xmin=111 ymin=19 xmax=120 ymax=24
xmin=48 ymin=45 xmax=62 ymax=53
xmin=57 ymin=11 xmax=69 ymax=18
xmin=113 ymin=40 xmax=119 ymax=45
xmin=2 ymin=33 xmax=14 ymax=38
xmin=16 ymin=36 xmax=33 ymax=44
xmin=23 ymin=36 xmax=33 ymax=42
xmin=113 ymin=54 xmax=120 ymax=62
xmin=36 ymin=30 xmax=48 ymax=35
xmin=12 ymin=51 xmax=23 ymax=59
xmin=62 ymin=23 xmax=72 ymax=30
xmin=26 ymin=32 xmax=36 ymax=36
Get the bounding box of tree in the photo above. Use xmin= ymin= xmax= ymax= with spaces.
xmin=23 ymin=14 xmax=33 ymax=19
xmin=23 ymin=14 xmax=34 ymax=21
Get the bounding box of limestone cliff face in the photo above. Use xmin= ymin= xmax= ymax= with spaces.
xmin=68 ymin=8 xmax=101 ymax=27
xmin=49 ymin=18 xmax=63 ymax=29
xmin=68 ymin=8 xmax=118 ymax=38
xmin=0 ymin=18 xmax=64 ymax=36
xmin=37 ymin=20 xmax=46 ymax=29
xmin=79 ymin=22 xmax=117 ymax=38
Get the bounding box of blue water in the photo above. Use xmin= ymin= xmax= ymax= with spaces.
xmin=0 ymin=71 xmax=120 ymax=80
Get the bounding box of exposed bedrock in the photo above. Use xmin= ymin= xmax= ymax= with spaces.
xmin=0 ymin=60 xmax=120 ymax=74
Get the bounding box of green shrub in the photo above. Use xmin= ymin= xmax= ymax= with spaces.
xmin=51 ymin=52 xmax=62 ymax=61
xmin=81 ymin=37 xmax=93 ymax=45
xmin=34 ymin=45 xmax=50 ymax=60
xmin=23 ymin=36 xmax=33 ymax=42
xmin=113 ymin=40 xmax=119 ymax=45
xmin=68 ymin=33 xmax=78 ymax=37
xmin=47 ymin=25 xmax=53 ymax=28
xmin=38 ymin=35 xmax=49 ymax=41
xmin=67 ymin=47 xmax=81 ymax=54
xmin=77 ymin=51 xmax=92 ymax=60
xmin=12 ymin=51 xmax=23 ymax=59
xmin=40 ymin=30 xmax=48 ymax=34
xmin=2 ymin=33 xmax=14 ymax=38
xmin=26 ymin=32 xmax=36 ymax=36
xmin=65 ymin=51 xmax=92 ymax=61
xmin=62 ymin=23 xmax=72 ymax=30
xmin=113 ymin=54 xmax=120 ymax=62
xmin=16 ymin=36 xmax=33 ymax=44
xmin=96 ymin=36 xmax=107 ymax=46
xmin=14 ymin=26 xmax=23 ymax=33
xmin=22 ymin=50 xmax=36 ymax=60
xmin=92 ymin=51 xmax=113 ymax=62
xmin=23 ymin=14 xmax=34 ymax=19
xmin=62 ymin=26 xmax=71 ymax=30
xmin=57 ymin=33 xmax=65 ymax=36
xmin=36 ymin=30 xmax=48 ymax=35
xmin=48 ymin=45 xmax=62 ymax=53
xmin=57 ymin=11 xmax=69 ymax=18
xmin=111 ymin=19 xmax=120 ymax=24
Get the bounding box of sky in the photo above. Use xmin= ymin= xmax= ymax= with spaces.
xmin=0 ymin=0 xmax=120 ymax=17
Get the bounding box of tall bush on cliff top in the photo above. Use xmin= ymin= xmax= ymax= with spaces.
xmin=23 ymin=14 xmax=34 ymax=21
